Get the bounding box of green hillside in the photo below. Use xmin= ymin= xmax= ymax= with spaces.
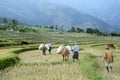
xmin=0 ymin=0 xmax=118 ymax=32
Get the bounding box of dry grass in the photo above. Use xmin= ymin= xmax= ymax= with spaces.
xmin=0 ymin=49 xmax=14 ymax=58
xmin=0 ymin=43 xmax=119 ymax=80
xmin=0 ymin=31 xmax=120 ymax=80
xmin=0 ymin=63 xmax=88 ymax=80
xmin=0 ymin=48 xmax=89 ymax=80
xmin=18 ymin=48 xmax=74 ymax=63
xmin=89 ymin=45 xmax=120 ymax=80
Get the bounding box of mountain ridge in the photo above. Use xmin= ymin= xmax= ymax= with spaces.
xmin=0 ymin=0 xmax=119 ymax=32
xmin=49 ymin=0 xmax=120 ymax=28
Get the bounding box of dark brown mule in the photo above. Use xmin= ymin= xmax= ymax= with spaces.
xmin=61 ymin=47 xmax=69 ymax=61
xmin=42 ymin=46 xmax=47 ymax=55
xmin=106 ymin=44 xmax=116 ymax=49
xmin=39 ymin=44 xmax=47 ymax=55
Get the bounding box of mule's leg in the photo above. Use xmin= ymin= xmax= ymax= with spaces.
xmin=48 ymin=51 xmax=50 ymax=54
xmin=42 ymin=51 xmax=45 ymax=55
xmin=48 ymin=47 xmax=51 ymax=54
xmin=42 ymin=50 xmax=46 ymax=55
xmin=73 ymin=58 xmax=75 ymax=62
xmin=42 ymin=50 xmax=44 ymax=55
xmin=65 ymin=57 xmax=67 ymax=61
xmin=65 ymin=56 xmax=69 ymax=61
xmin=67 ymin=53 xmax=69 ymax=61
xmin=63 ymin=56 xmax=65 ymax=61
xmin=65 ymin=57 xmax=68 ymax=61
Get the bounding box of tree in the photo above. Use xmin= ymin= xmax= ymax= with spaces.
xmin=3 ymin=18 xmax=8 ymax=24
xmin=86 ymin=28 xmax=93 ymax=34
xmin=68 ymin=27 xmax=76 ymax=32
xmin=44 ymin=26 xmax=48 ymax=28
xmin=110 ymin=32 xmax=119 ymax=36
xmin=76 ymin=27 xmax=84 ymax=33
xmin=59 ymin=25 xmax=64 ymax=32
xmin=49 ymin=26 xmax=54 ymax=29
xmin=55 ymin=25 xmax=58 ymax=30
xmin=86 ymin=28 xmax=101 ymax=35
xmin=93 ymin=28 xmax=100 ymax=34
xmin=12 ymin=19 xmax=19 ymax=27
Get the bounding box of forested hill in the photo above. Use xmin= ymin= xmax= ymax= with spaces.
xmin=0 ymin=0 xmax=119 ymax=32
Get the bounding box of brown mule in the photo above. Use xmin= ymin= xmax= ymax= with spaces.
xmin=61 ymin=47 xmax=69 ymax=61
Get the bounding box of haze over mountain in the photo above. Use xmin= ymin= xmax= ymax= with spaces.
xmin=0 ymin=0 xmax=120 ymax=32
xmin=49 ymin=0 xmax=120 ymax=28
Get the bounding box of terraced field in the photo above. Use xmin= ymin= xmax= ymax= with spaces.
xmin=0 ymin=30 xmax=120 ymax=80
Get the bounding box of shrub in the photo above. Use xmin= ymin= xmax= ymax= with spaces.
xmin=0 ymin=56 xmax=20 ymax=70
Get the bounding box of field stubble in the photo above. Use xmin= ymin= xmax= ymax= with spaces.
xmin=0 ymin=48 xmax=88 ymax=80
xmin=0 ymin=31 xmax=120 ymax=80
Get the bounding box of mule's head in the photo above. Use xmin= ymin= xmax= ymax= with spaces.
xmin=106 ymin=44 xmax=116 ymax=49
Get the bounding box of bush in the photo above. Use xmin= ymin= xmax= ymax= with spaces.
xmin=0 ymin=47 xmax=37 ymax=70
xmin=0 ymin=56 xmax=20 ymax=70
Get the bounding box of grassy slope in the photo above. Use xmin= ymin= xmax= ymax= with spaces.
xmin=0 ymin=27 xmax=120 ymax=80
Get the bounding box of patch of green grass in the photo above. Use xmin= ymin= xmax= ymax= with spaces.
xmin=80 ymin=53 xmax=106 ymax=80
xmin=0 ymin=54 xmax=20 ymax=70
xmin=12 ymin=47 xmax=37 ymax=54
xmin=0 ymin=47 xmax=38 ymax=70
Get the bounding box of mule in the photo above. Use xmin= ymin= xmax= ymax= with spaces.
xmin=45 ymin=43 xmax=52 ymax=54
xmin=106 ymin=44 xmax=116 ymax=49
xmin=61 ymin=47 xmax=70 ymax=61
xmin=39 ymin=44 xmax=47 ymax=55
xmin=39 ymin=43 xmax=52 ymax=55
xmin=57 ymin=45 xmax=72 ymax=61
